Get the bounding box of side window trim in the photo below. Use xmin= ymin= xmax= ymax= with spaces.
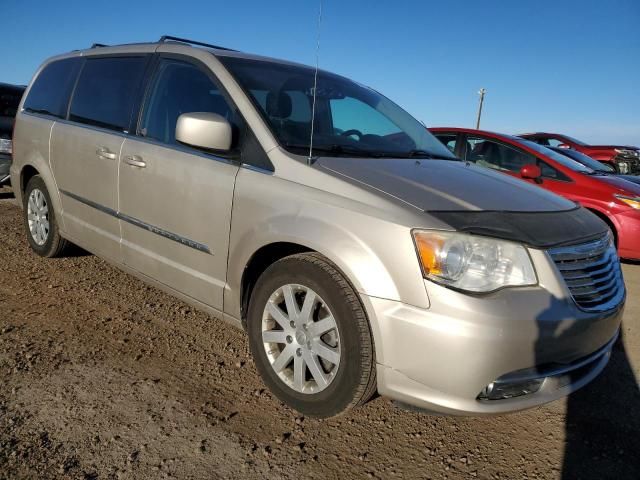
xmin=65 ymin=58 xmax=85 ymax=121
xmin=452 ymin=132 xmax=464 ymax=158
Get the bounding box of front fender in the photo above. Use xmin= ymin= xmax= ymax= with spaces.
xmin=225 ymin=168 xmax=430 ymax=322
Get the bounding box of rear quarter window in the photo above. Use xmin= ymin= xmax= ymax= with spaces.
xmin=23 ymin=58 xmax=81 ymax=118
xmin=69 ymin=56 xmax=147 ymax=132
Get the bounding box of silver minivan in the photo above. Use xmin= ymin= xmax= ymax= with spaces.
xmin=11 ymin=37 xmax=624 ymax=417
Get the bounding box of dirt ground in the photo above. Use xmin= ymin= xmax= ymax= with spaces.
xmin=1 ymin=186 xmax=639 ymax=480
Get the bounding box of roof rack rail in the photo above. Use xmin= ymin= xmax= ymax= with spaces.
xmin=158 ymin=35 xmax=237 ymax=52
xmin=91 ymin=43 xmax=109 ymax=48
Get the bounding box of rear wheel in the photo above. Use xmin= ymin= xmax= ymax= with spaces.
xmin=23 ymin=175 xmax=68 ymax=257
xmin=247 ymin=253 xmax=376 ymax=417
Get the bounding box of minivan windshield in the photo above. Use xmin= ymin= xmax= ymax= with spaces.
xmin=219 ymin=56 xmax=457 ymax=160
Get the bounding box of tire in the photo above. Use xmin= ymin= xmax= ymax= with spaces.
xmin=22 ymin=175 xmax=68 ymax=257
xmin=247 ymin=252 xmax=377 ymax=418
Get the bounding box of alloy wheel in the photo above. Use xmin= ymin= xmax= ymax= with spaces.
xmin=27 ymin=188 xmax=49 ymax=246
xmin=261 ymin=284 xmax=341 ymax=394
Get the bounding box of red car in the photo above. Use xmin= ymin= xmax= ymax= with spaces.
xmin=518 ymin=132 xmax=640 ymax=175
xmin=430 ymin=127 xmax=640 ymax=260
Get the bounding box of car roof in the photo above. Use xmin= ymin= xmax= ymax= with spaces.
xmin=56 ymin=37 xmax=319 ymax=72
xmin=518 ymin=132 xmax=562 ymax=137
xmin=0 ymin=82 xmax=26 ymax=92
xmin=429 ymin=127 xmax=527 ymax=144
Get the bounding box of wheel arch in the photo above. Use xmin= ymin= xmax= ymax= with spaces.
xmin=586 ymin=207 xmax=618 ymax=246
xmin=20 ymin=164 xmax=40 ymax=201
xmin=239 ymin=242 xmax=313 ymax=328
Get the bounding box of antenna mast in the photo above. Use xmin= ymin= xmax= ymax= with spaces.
xmin=308 ymin=0 xmax=323 ymax=164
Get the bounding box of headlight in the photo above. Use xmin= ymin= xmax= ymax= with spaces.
xmin=614 ymin=194 xmax=640 ymax=209
xmin=412 ymin=230 xmax=537 ymax=293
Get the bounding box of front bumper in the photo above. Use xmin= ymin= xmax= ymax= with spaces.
xmin=0 ymin=154 xmax=10 ymax=184
xmin=612 ymin=209 xmax=640 ymax=260
xmin=366 ymin=248 xmax=624 ymax=415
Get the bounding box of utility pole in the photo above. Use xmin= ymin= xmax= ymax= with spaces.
xmin=475 ymin=88 xmax=486 ymax=129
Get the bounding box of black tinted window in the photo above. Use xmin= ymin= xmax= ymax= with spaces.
xmin=23 ymin=58 xmax=81 ymax=118
xmin=537 ymin=160 xmax=571 ymax=181
xmin=0 ymin=85 xmax=24 ymax=118
xmin=70 ymin=57 xmax=147 ymax=132
xmin=140 ymin=59 xmax=233 ymax=145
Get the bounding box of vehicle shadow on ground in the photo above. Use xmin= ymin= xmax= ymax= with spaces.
xmin=562 ymin=334 xmax=639 ymax=479
xmin=535 ymin=297 xmax=639 ymax=480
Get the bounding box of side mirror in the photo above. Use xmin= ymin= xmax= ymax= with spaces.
xmin=520 ymin=164 xmax=543 ymax=184
xmin=175 ymin=112 xmax=232 ymax=152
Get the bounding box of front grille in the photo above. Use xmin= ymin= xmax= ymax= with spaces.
xmin=549 ymin=234 xmax=625 ymax=311
xmin=613 ymin=152 xmax=640 ymax=174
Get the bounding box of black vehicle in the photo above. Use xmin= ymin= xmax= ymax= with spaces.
xmin=549 ymin=146 xmax=640 ymax=186
xmin=0 ymin=82 xmax=26 ymax=185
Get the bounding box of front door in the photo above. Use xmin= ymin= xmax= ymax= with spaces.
xmin=118 ymin=57 xmax=240 ymax=310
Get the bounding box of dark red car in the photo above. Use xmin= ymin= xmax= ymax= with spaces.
xmin=430 ymin=127 xmax=640 ymax=260
xmin=518 ymin=132 xmax=640 ymax=175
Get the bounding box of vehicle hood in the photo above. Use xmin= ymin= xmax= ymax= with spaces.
xmin=616 ymin=175 xmax=640 ymax=186
xmin=315 ymin=157 xmax=575 ymax=212
xmin=582 ymin=145 xmax=639 ymax=151
xmin=593 ymin=174 xmax=640 ymax=195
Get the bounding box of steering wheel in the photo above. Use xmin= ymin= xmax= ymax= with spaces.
xmin=340 ymin=129 xmax=364 ymax=140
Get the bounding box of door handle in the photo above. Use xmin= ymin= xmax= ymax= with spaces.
xmin=124 ymin=155 xmax=146 ymax=168
xmin=96 ymin=147 xmax=117 ymax=160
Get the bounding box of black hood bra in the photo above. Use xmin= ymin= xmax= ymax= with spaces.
xmin=429 ymin=206 xmax=609 ymax=249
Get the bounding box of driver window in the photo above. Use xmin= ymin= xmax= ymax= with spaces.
xmin=141 ymin=59 xmax=233 ymax=145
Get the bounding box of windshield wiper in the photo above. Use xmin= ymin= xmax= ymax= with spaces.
xmin=24 ymin=107 xmax=57 ymax=116
xmin=284 ymin=143 xmax=383 ymax=158
xmin=401 ymin=149 xmax=459 ymax=160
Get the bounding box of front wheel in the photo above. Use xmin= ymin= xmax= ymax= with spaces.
xmin=22 ymin=175 xmax=68 ymax=257
xmin=247 ymin=253 xmax=376 ymax=417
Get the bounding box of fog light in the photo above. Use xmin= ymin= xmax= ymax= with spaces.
xmin=477 ymin=378 xmax=544 ymax=401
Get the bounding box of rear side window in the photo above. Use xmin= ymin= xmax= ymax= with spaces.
xmin=23 ymin=58 xmax=81 ymax=118
xmin=69 ymin=57 xmax=147 ymax=132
